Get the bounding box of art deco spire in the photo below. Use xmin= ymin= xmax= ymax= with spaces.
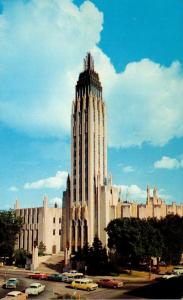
xmin=84 ymin=52 xmax=94 ymax=71
xmin=76 ymin=52 xmax=102 ymax=99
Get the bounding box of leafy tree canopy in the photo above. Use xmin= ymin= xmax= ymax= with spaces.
xmin=0 ymin=210 xmax=22 ymax=259
xmin=72 ymin=237 xmax=108 ymax=275
xmin=14 ymin=248 xmax=30 ymax=267
xmin=105 ymin=217 xmax=167 ymax=266
xmin=38 ymin=241 xmax=46 ymax=256
xmin=159 ymin=214 xmax=183 ymax=265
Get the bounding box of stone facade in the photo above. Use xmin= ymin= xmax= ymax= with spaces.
xmin=15 ymin=196 xmax=62 ymax=254
xmin=118 ymin=186 xmax=183 ymax=219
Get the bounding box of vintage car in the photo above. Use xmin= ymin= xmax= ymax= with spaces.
xmin=62 ymin=272 xmax=84 ymax=283
xmin=69 ymin=270 xmax=78 ymax=274
xmin=162 ymin=273 xmax=178 ymax=280
xmin=47 ymin=273 xmax=63 ymax=281
xmin=25 ymin=282 xmax=45 ymax=295
xmin=5 ymin=278 xmax=19 ymax=289
xmin=1 ymin=291 xmax=28 ymax=300
xmin=173 ymin=266 xmax=183 ymax=275
xmin=28 ymin=271 xmax=47 ymax=280
xmin=71 ymin=278 xmax=98 ymax=291
xmin=96 ymin=278 xmax=124 ymax=288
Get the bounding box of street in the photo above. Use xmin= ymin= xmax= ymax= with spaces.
xmin=0 ymin=269 xmax=148 ymax=299
xmin=1 ymin=269 xmax=182 ymax=299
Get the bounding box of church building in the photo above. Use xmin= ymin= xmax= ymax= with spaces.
xmin=15 ymin=53 xmax=183 ymax=257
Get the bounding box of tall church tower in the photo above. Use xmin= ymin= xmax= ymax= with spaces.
xmin=71 ymin=53 xmax=107 ymax=204
xmin=63 ymin=54 xmax=120 ymax=254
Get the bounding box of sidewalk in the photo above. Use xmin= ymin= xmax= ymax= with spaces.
xmin=0 ymin=266 xmax=30 ymax=272
xmin=87 ymin=271 xmax=156 ymax=283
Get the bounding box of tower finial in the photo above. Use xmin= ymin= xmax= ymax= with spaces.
xmin=147 ymin=185 xmax=150 ymax=204
xmin=84 ymin=52 xmax=94 ymax=71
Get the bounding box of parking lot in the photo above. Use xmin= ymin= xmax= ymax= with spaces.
xmin=0 ymin=271 xmax=146 ymax=299
xmin=2 ymin=269 xmax=183 ymax=299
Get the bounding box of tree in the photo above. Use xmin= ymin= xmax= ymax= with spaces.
xmin=71 ymin=238 xmax=109 ymax=275
xmin=0 ymin=210 xmax=22 ymax=260
xmin=159 ymin=215 xmax=183 ymax=265
xmin=105 ymin=217 xmax=164 ymax=267
xmin=88 ymin=237 xmax=108 ymax=274
xmin=105 ymin=218 xmax=144 ymax=265
xmin=14 ymin=248 xmax=30 ymax=267
xmin=141 ymin=219 xmax=163 ymax=257
xmin=38 ymin=241 xmax=46 ymax=256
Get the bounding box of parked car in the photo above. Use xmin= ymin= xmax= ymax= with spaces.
xmin=5 ymin=278 xmax=19 ymax=289
xmin=162 ymin=274 xmax=178 ymax=280
xmin=25 ymin=282 xmax=45 ymax=295
xmin=173 ymin=266 xmax=183 ymax=275
xmin=28 ymin=271 xmax=48 ymax=279
xmin=96 ymin=278 xmax=123 ymax=288
xmin=62 ymin=272 xmax=84 ymax=283
xmin=1 ymin=291 xmax=28 ymax=300
xmin=47 ymin=273 xmax=63 ymax=281
xmin=71 ymin=278 xmax=98 ymax=291
xmin=69 ymin=270 xmax=79 ymax=274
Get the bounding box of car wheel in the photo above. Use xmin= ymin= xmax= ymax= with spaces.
xmin=113 ymin=285 xmax=117 ymax=289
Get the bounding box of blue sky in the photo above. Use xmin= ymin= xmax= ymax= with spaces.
xmin=0 ymin=0 xmax=183 ymax=209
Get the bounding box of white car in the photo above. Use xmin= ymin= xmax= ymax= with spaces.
xmin=25 ymin=282 xmax=45 ymax=295
xmin=162 ymin=274 xmax=177 ymax=279
xmin=173 ymin=266 xmax=183 ymax=275
xmin=1 ymin=291 xmax=28 ymax=300
xmin=69 ymin=270 xmax=78 ymax=274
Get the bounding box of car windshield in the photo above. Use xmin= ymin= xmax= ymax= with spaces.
xmin=102 ymin=279 xmax=109 ymax=281
xmin=85 ymin=280 xmax=92 ymax=283
xmin=30 ymin=285 xmax=38 ymax=288
xmin=8 ymin=280 xmax=16 ymax=283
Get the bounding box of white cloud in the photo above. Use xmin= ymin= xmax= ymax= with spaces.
xmin=9 ymin=186 xmax=19 ymax=192
xmin=118 ymin=184 xmax=147 ymax=202
xmin=122 ymin=165 xmax=135 ymax=173
xmin=50 ymin=197 xmax=63 ymax=207
xmin=24 ymin=171 xmax=68 ymax=190
xmin=0 ymin=0 xmax=183 ymax=148
xmin=96 ymin=53 xmax=183 ymax=147
xmin=117 ymin=184 xmax=171 ymax=202
xmin=154 ymin=155 xmax=183 ymax=169
xmin=0 ymin=0 xmax=103 ymax=137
